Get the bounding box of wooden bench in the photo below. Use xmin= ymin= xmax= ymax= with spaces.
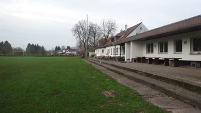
xmin=141 ymin=57 xmax=146 ymax=63
xmin=131 ymin=58 xmax=137 ymax=62
xmin=137 ymin=57 xmax=142 ymax=63
xmin=163 ymin=58 xmax=182 ymax=67
xmin=146 ymin=57 xmax=160 ymax=64
xmin=136 ymin=56 xmax=146 ymax=63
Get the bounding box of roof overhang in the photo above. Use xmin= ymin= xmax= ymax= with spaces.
xmin=137 ymin=25 xmax=201 ymax=41
xmin=114 ymin=15 xmax=201 ymax=45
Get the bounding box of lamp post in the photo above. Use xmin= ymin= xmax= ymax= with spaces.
xmin=85 ymin=14 xmax=88 ymax=58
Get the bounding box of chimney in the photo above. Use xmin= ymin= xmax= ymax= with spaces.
xmin=125 ymin=24 xmax=128 ymax=31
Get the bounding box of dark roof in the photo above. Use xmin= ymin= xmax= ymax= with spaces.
xmin=97 ymin=46 xmax=106 ymax=49
xmin=120 ymin=22 xmax=141 ymax=39
xmin=115 ymin=30 xmax=125 ymax=37
xmin=104 ymin=23 xmax=142 ymax=47
xmin=115 ymin=15 xmax=201 ymax=45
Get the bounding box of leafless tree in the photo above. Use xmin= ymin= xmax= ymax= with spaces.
xmin=101 ymin=19 xmax=117 ymax=39
xmin=72 ymin=19 xmax=117 ymax=52
xmin=88 ymin=22 xmax=101 ymax=49
xmin=72 ymin=20 xmax=88 ymax=51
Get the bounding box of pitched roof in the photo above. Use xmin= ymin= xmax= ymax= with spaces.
xmin=120 ymin=22 xmax=141 ymax=39
xmin=115 ymin=15 xmax=201 ymax=45
xmin=115 ymin=30 xmax=125 ymax=37
xmin=104 ymin=23 xmax=142 ymax=47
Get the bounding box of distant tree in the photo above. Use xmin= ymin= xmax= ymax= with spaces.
xmin=25 ymin=43 xmax=45 ymax=56
xmin=26 ymin=43 xmax=31 ymax=55
xmin=30 ymin=44 xmax=36 ymax=54
xmin=0 ymin=41 xmax=3 ymax=54
xmin=39 ymin=46 xmax=46 ymax=55
xmin=35 ymin=44 xmax=40 ymax=55
xmin=13 ymin=47 xmax=23 ymax=56
xmin=2 ymin=41 xmax=13 ymax=55
xmin=55 ymin=46 xmax=58 ymax=51
xmin=55 ymin=46 xmax=61 ymax=51
xmin=61 ymin=45 xmax=66 ymax=50
xmin=67 ymin=46 xmax=71 ymax=50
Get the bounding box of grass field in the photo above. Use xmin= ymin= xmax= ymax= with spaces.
xmin=0 ymin=57 xmax=166 ymax=113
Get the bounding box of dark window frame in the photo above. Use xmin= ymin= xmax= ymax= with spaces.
xmin=146 ymin=43 xmax=153 ymax=54
xmin=192 ymin=37 xmax=201 ymax=52
xmin=174 ymin=39 xmax=182 ymax=53
xmin=158 ymin=41 xmax=168 ymax=54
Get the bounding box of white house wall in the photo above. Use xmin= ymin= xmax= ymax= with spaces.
xmin=131 ymin=41 xmax=143 ymax=59
xmin=125 ymin=42 xmax=130 ymax=60
xmin=127 ymin=23 xmax=149 ymax=37
xmin=106 ymin=45 xmax=121 ymax=57
xmin=142 ymin=30 xmax=201 ymax=61
xmin=95 ymin=48 xmax=106 ymax=57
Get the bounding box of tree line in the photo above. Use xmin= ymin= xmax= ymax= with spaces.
xmin=26 ymin=43 xmax=46 ymax=55
xmin=0 ymin=41 xmax=13 ymax=55
xmin=72 ymin=19 xmax=117 ymax=54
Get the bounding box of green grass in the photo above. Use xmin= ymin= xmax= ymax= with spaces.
xmin=0 ymin=57 xmax=166 ymax=113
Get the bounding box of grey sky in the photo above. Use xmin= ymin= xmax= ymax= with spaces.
xmin=0 ymin=0 xmax=201 ymax=50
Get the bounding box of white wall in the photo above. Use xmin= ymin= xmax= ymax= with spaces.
xmin=125 ymin=42 xmax=130 ymax=60
xmin=89 ymin=52 xmax=95 ymax=57
xmin=106 ymin=45 xmax=121 ymax=57
xmin=95 ymin=48 xmax=106 ymax=57
xmin=131 ymin=41 xmax=143 ymax=58
xmin=127 ymin=23 xmax=149 ymax=37
xmin=142 ymin=30 xmax=201 ymax=61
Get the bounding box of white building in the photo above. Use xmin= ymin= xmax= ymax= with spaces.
xmin=95 ymin=15 xmax=201 ymax=66
xmin=95 ymin=47 xmax=106 ymax=58
xmin=95 ymin=22 xmax=148 ymax=59
xmin=114 ymin=15 xmax=201 ymax=64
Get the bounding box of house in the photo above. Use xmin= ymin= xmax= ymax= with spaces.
xmin=95 ymin=22 xmax=148 ymax=58
xmin=64 ymin=49 xmax=77 ymax=56
xmin=114 ymin=15 xmax=201 ymax=62
xmin=57 ymin=49 xmax=77 ymax=56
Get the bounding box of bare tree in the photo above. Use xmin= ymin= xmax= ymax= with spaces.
xmin=72 ymin=20 xmax=88 ymax=51
xmin=88 ymin=22 xmax=101 ymax=49
xmin=101 ymin=19 xmax=117 ymax=40
xmin=72 ymin=19 xmax=117 ymax=53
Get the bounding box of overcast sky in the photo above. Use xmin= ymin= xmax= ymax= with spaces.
xmin=0 ymin=0 xmax=200 ymax=50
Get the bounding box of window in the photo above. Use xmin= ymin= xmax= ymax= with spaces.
xmin=102 ymin=50 xmax=104 ymax=53
xmin=113 ymin=48 xmax=115 ymax=55
xmin=146 ymin=43 xmax=153 ymax=54
xmin=174 ymin=40 xmax=182 ymax=53
xmin=159 ymin=42 xmax=168 ymax=53
xmin=193 ymin=37 xmax=201 ymax=51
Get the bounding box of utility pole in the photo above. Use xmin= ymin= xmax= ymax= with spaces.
xmin=85 ymin=14 xmax=88 ymax=58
